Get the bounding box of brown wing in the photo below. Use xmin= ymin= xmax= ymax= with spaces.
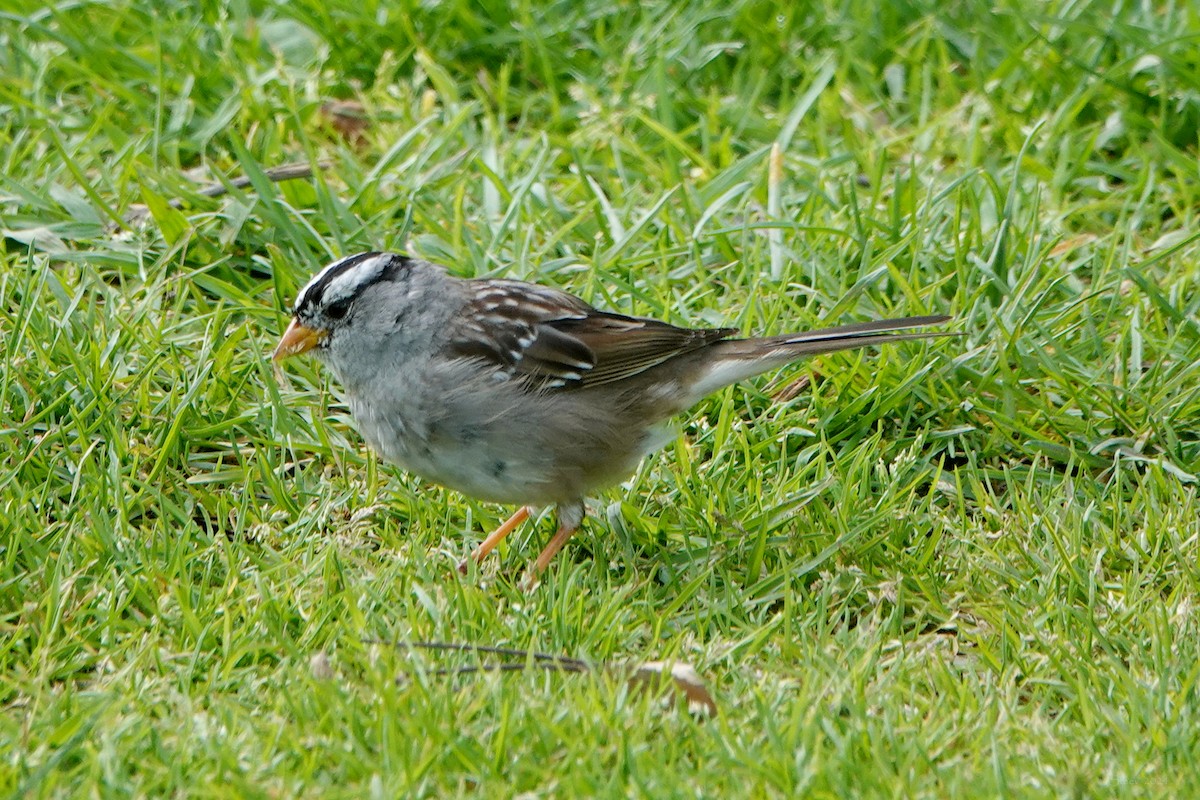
xmin=446 ymin=279 xmax=737 ymax=390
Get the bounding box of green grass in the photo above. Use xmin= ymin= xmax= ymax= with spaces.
xmin=3 ymin=0 xmax=1200 ymax=796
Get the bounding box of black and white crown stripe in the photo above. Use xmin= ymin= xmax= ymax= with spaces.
xmin=294 ymin=252 xmax=411 ymax=315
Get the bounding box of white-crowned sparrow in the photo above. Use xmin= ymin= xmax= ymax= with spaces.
xmin=273 ymin=252 xmax=953 ymax=584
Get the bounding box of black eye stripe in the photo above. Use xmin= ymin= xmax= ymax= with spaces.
xmin=326 ymin=299 xmax=352 ymax=320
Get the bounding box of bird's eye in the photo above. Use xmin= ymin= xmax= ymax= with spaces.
xmin=326 ymin=299 xmax=352 ymax=320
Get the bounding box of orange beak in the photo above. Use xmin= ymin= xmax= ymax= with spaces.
xmin=272 ymin=319 xmax=326 ymax=362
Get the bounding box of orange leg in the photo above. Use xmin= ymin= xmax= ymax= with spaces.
xmin=530 ymin=520 xmax=581 ymax=576
xmin=521 ymin=501 xmax=586 ymax=590
xmin=458 ymin=506 xmax=532 ymax=574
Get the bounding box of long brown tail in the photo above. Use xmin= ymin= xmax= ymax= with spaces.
xmin=687 ymin=314 xmax=956 ymax=398
xmin=749 ymin=313 xmax=954 ymax=353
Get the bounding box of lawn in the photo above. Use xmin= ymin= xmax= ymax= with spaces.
xmin=3 ymin=0 xmax=1200 ymax=796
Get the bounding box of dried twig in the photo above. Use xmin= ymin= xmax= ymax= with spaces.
xmin=366 ymin=639 xmax=718 ymax=716
xmin=382 ymin=640 xmax=590 ymax=672
xmin=121 ymin=161 xmax=330 ymax=227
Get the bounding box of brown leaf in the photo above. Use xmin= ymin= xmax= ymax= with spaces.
xmin=626 ymin=660 xmax=718 ymax=717
xmin=321 ymin=100 xmax=369 ymax=146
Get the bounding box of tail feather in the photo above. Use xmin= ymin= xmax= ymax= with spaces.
xmin=774 ymin=314 xmax=952 ymax=342
xmin=685 ymin=314 xmax=956 ymax=399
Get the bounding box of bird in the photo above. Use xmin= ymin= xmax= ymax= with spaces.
xmin=273 ymin=251 xmax=954 ymax=586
